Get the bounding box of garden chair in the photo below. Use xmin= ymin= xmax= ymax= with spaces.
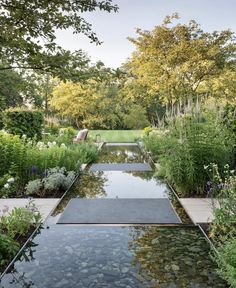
xmin=73 ymin=129 xmax=89 ymax=143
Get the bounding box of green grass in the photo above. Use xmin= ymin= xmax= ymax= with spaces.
xmin=88 ymin=130 xmax=144 ymax=142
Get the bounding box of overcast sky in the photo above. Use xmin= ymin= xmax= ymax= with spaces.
xmin=56 ymin=0 xmax=236 ymax=68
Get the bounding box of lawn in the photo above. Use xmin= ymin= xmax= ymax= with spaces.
xmin=88 ymin=130 xmax=144 ymax=142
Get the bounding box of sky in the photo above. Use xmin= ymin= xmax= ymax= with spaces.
xmin=56 ymin=0 xmax=236 ymax=68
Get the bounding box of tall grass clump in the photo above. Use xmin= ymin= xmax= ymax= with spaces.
xmin=144 ymin=113 xmax=234 ymax=197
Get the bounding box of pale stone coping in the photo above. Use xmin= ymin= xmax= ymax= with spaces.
xmin=105 ymin=143 xmax=138 ymax=146
xmin=0 ymin=198 xmax=60 ymax=222
xmin=179 ymin=198 xmax=219 ymax=224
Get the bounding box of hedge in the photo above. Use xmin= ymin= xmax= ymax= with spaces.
xmin=2 ymin=109 xmax=43 ymax=139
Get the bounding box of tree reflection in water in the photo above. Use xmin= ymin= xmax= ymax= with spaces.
xmin=127 ymin=226 xmax=226 ymax=287
xmin=98 ymin=146 xmax=147 ymax=163
xmin=52 ymin=171 xmax=107 ymax=216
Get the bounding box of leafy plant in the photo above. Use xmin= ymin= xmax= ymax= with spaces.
xmin=215 ymin=238 xmax=236 ymax=287
xmin=2 ymin=108 xmax=43 ymax=139
xmin=0 ymin=233 xmax=19 ymax=267
xmin=0 ymin=202 xmax=41 ymax=239
xmin=205 ymin=163 xmax=236 ymax=242
xmin=25 ymin=167 xmax=76 ymax=197
xmin=0 ymin=201 xmax=41 ymax=270
xmin=0 ymin=131 xmax=98 ymax=197
xmin=144 ymin=114 xmax=234 ymax=196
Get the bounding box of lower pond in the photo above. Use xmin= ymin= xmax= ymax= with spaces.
xmin=0 ymin=226 xmax=226 ymax=288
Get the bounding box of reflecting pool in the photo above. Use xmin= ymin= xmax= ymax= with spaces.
xmin=70 ymin=171 xmax=170 ymax=199
xmin=0 ymin=143 xmax=226 ymax=287
xmin=0 ymin=226 xmax=226 ymax=288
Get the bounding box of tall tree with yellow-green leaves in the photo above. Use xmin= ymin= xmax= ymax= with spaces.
xmin=50 ymin=67 xmax=126 ymax=129
xmin=124 ymin=14 xmax=236 ymax=116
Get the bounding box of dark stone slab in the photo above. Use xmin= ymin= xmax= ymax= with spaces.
xmin=90 ymin=163 xmax=152 ymax=171
xmin=57 ymin=199 xmax=181 ymax=224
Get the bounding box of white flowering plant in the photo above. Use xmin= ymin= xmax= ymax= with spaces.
xmin=204 ymin=163 xmax=236 ymax=242
xmin=0 ymin=174 xmax=19 ymax=198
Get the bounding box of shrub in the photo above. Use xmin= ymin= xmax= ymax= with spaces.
xmin=215 ymin=238 xmax=236 ymax=287
xmin=25 ymin=167 xmax=76 ymax=197
xmin=27 ymin=142 xmax=98 ymax=175
xmin=143 ymin=130 xmax=172 ymax=161
xmin=0 ymin=175 xmax=19 ymax=198
xmin=0 ymin=202 xmax=41 ymax=239
xmin=0 ymin=131 xmax=28 ymax=188
xmin=206 ymin=164 xmax=236 ymax=241
xmin=2 ymin=108 xmax=43 ymax=139
xmin=0 ymin=233 xmax=19 ymax=267
xmin=0 ymin=132 xmax=98 ymax=196
xmin=0 ymin=201 xmax=41 ymax=269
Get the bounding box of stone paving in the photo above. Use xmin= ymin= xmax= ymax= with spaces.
xmin=179 ymin=198 xmax=219 ymax=224
xmin=0 ymin=198 xmax=60 ymax=222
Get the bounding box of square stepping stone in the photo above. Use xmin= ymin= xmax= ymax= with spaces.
xmin=57 ymin=199 xmax=181 ymax=224
xmin=90 ymin=163 xmax=152 ymax=171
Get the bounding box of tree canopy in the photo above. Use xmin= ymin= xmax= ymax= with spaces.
xmin=0 ymin=0 xmax=118 ymax=79
xmin=124 ymin=14 xmax=236 ymax=113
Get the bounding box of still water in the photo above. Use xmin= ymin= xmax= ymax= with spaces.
xmin=0 ymin=143 xmax=227 ymax=287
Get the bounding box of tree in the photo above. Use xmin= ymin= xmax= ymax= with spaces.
xmin=125 ymin=14 xmax=236 ymax=113
xmin=123 ymin=104 xmax=150 ymax=129
xmin=0 ymin=0 xmax=118 ymax=79
xmin=0 ymin=69 xmax=24 ymax=110
xmin=49 ymin=65 xmax=127 ymax=129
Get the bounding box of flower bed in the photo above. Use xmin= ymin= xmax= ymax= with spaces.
xmin=0 ymin=131 xmax=98 ymax=198
xmin=0 ymin=201 xmax=41 ymax=273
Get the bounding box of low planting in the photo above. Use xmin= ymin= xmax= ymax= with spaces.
xmin=205 ymin=164 xmax=236 ymax=287
xmin=25 ymin=167 xmax=76 ymax=198
xmin=0 ymin=201 xmax=41 ymax=272
xmin=0 ymin=131 xmax=98 ymax=198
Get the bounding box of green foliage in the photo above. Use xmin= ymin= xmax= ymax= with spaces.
xmin=29 ymin=142 xmax=98 ymax=173
xmin=0 ymin=233 xmax=19 ymax=267
xmin=205 ymin=164 xmax=236 ymax=242
xmin=42 ymin=127 xmax=77 ymax=145
xmin=215 ymin=238 xmax=236 ymax=287
xmin=0 ymin=201 xmax=41 ymax=270
xmin=143 ymin=130 xmax=171 ymax=162
xmin=25 ymin=167 xmax=76 ymax=197
xmin=144 ymin=115 xmax=234 ymax=196
xmin=123 ymin=105 xmax=150 ymax=129
xmin=0 ymin=0 xmax=118 ymax=79
xmin=0 ymin=203 xmax=41 ymax=239
xmin=3 ymin=108 xmax=43 ymax=139
xmin=0 ymin=131 xmax=98 ymax=196
xmin=123 ymin=14 xmax=236 ymax=121
xmin=0 ymin=70 xmax=24 ymax=109
xmin=50 ymin=79 xmax=126 ymax=129
xmin=0 ymin=132 xmax=28 ymax=187
xmin=0 ymin=175 xmax=19 ymax=198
